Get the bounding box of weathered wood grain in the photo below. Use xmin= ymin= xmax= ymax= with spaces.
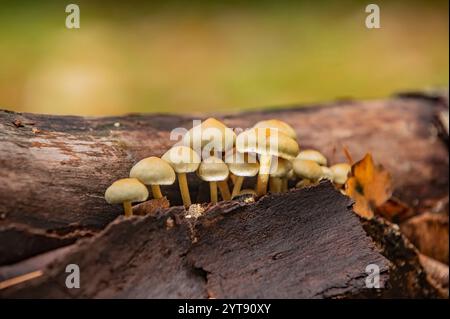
xmin=0 ymin=183 xmax=394 ymax=298
xmin=0 ymin=92 xmax=448 ymax=265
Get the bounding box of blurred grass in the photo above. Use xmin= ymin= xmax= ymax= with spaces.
xmin=0 ymin=0 xmax=448 ymax=115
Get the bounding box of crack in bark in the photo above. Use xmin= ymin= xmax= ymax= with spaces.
xmin=0 ymin=182 xmax=446 ymax=298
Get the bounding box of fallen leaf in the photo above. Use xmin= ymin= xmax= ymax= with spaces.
xmin=376 ymin=197 xmax=414 ymax=223
xmin=401 ymin=213 xmax=449 ymax=264
xmin=345 ymin=153 xmax=392 ymax=219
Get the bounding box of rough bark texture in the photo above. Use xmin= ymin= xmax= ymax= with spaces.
xmin=0 ymin=92 xmax=448 ymax=265
xmin=1 ymin=183 xmax=393 ymax=298
xmin=418 ymin=254 xmax=449 ymax=297
xmin=362 ymin=217 xmax=445 ymax=298
xmin=0 ymin=91 xmax=448 ymax=298
xmin=0 ymin=225 xmax=79 ymax=265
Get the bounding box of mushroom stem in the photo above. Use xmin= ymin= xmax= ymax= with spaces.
xmin=177 ymin=172 xmax=191 ymax=207
xmin=269 ymin=177 xmax=282 ymax=193
xmin=218 ymin=181 xmax=231 ymax=201
xmin=229 ymin=173 xmax=238 ymax=185
xmin=231 ymin=176 xmax=244 ymax=198
xmin=210 ymin=181 xmax=218 ymax=203
xmin=123 ymin=201 xmax=132 ymax=217
xmin=151 ymin=184 xmax=163 ymax=199
xmin=256 ymin=154 xmax=272 ymax=196
xmin=281 ymin=177 xmax=289 ymax=192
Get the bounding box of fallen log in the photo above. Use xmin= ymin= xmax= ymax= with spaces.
xmin=0 ymin=92 xmax=448 ymax=265
xmin=0 ymin=183 xmax=392 ymax=298
xmin=1 ymin=182 xmax=444 ymax=298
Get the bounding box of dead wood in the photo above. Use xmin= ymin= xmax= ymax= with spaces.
xmin=0 ymin=92 xmax=448 ymax=264
xmin=0 ymin=91 xmax=448 ymax=298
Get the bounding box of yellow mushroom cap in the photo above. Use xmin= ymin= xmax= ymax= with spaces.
xmin=269 ymin=158 xmax=293 ymax=177
xmin=320 ymin=166 xmax=334 ymax=181
xmin=296 ymin=150 xmax=327 ymax=166
xmin=236 ymin=128 xmax=299 ymax=160
xmin=161 ymin=146 xmax=201 ymax=173
xmin=105 ymin=178 xmax=149 ymax=204
xmin=224 ymin=150 xmax=259 ymax=177
xmin=130 ymin=156 xmax=176 ymax=185
xmin=293 ymin=159 xmax=323 ymax=180
xmin=197 ymin=156 xmax=229 ymax=182
xmin=253 ymin=119 xmax=297 ymax=140
xmin=330 ymin=163 xmax=351 ymax=184
xmin=183 ymin=118 xmax=236 ymax=153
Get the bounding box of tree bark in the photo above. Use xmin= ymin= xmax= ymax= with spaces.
xmin=0 ymin=183 xmax=392 ymax=298
xmin=0 ymin=91 xmax=448 ymax=298
xmin=1 ymin=182 xmax=444 ymax=298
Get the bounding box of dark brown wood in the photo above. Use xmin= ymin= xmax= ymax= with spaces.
xmin=0 ymin=92 xmax=448 ymax=265
xmin=0 ymin=224 xmax=79 ymax=265
xmin=362 ymin=216 xmax=445 ymax=298
xmin=418 ymin=254 xmax=448 ymax=297
xmin=1 ymin=182 xmax=395 ymax=298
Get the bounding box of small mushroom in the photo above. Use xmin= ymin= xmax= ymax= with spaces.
xmin=197 ymin=156 xmax=229 ymax=203
xmin=183 ymin=117 xmax=236 ymax=157
xmin=225 ymin=150 xmax=259 ymax=198
xmin=231 ymin=188 xmax=257 ymax=203
xmin=330 ymin=163 xmax=351 ymax=185
xmin=269 ymin=158 xmax=292 ymax=193
xmin=293 ymin=159 xmax=323 ymax=182
xmin=162 ymin=146 xmax=201 ymax=207
xmin=320 ymin=166 xmax=334 ymax=182
xmin=253 ymin=119 xmax=297 ymax=140
xmin=236 ymin=127 xmax=299 ymax=196
xmin=104 ymin=178 xmax=148 ymax=217
xmin=129 ymin=156 xmax=175 ymax=199
xmin=296 ymin=149 xmax=327 ymax=166
xmin=183 ymin=117 xmax=235 ymax=200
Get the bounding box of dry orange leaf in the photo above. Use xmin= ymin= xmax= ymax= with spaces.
xmin=345 ymin=153 xmax=392 ymax=219
xmin=376 ymin=197 xmax=413 ymax=223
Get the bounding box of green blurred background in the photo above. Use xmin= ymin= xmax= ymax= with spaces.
xmin=0 ymin=0 xmax=448 ymax=115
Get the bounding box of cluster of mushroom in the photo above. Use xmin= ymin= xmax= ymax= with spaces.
xmin=104 ymin=118 xmax=351 ymax=217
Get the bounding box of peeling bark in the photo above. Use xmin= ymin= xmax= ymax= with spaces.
xmin=0 ymin=93 xmax=448 ymax=265
xmin=1 ymin=183 xmax=394 ymax=298
xmin=0 ymin=91 xmax=448 ymax=298
xmin=0 ymin=224 xmax=83 ymax=265
xmin=362 ymin=217 xmax=445 ymax=298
